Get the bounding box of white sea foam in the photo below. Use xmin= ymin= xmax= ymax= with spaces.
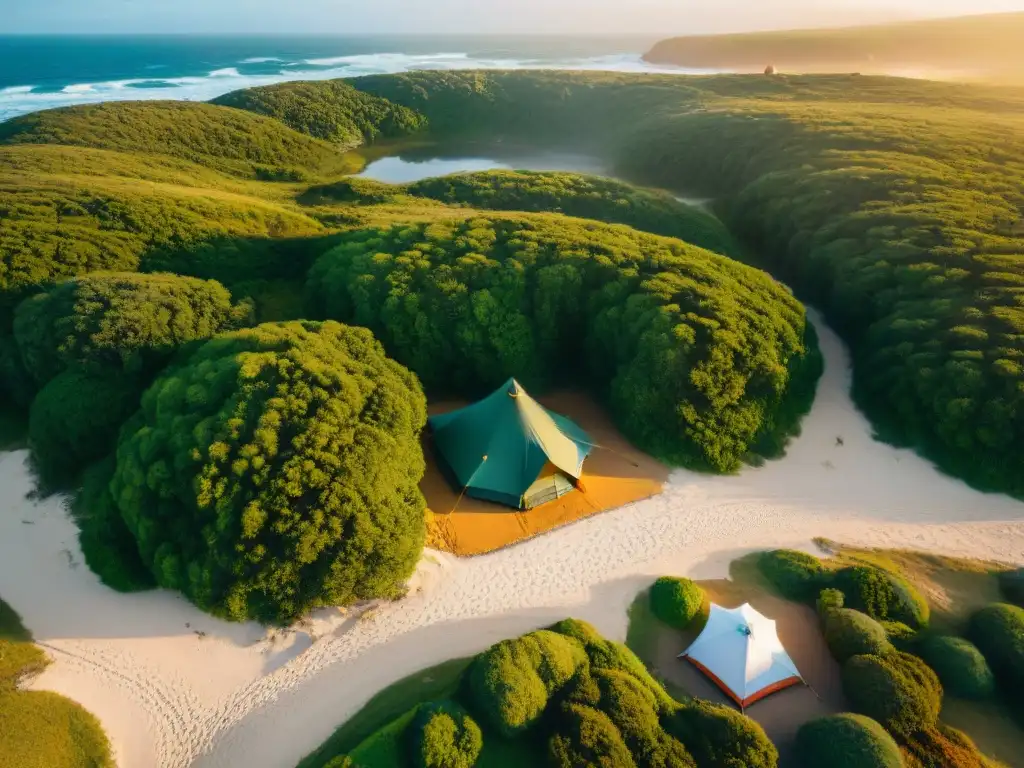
xmin=240 ymin=57 xmax=283 ymax=64
xmin=0 ymin=51 xmax=712 ymax=123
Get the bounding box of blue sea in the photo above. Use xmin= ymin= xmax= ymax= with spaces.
xmin=0 ymin=35 xmax=708 ymax=122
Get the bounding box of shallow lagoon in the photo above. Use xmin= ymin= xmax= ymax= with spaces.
xmin=356 ymin=149 xmax=610 ymax=184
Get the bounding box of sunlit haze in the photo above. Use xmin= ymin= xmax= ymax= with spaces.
xmin=7 ymin=0 xmax=1024 ymax=34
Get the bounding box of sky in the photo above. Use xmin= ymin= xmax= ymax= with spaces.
xmin=4 ymin=0 xmax=1024 ymax=35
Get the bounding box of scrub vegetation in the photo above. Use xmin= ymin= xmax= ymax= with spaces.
xmin=300 ymin=618 xmax=777 ymax=768
xmin=3 ymin=68 xmax=1024 ymax=628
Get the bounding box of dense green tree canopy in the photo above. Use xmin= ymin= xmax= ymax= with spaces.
xmin=13 ymin=271 xmax=249 ymax=386
xmin=306 ymin=214 xmax=818 ymax=470
xmin=213 ymin=80 xmax=426 ymax=149
xmin=0 ymin=101 xmax=354 ymax=178
xmin=109 ymin=320 xmax=428 ymax=623
xmin=405 ymin=170 xmax=740 ymax=257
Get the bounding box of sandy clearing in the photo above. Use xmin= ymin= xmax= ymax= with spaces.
xmin=0 ymin=308 xmax=1022 ymax=768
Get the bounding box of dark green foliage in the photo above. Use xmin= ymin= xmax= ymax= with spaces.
xmin=408 ymin=701 xmax=482 ymax=768
xmin=759 ymin=549 xmax=827 ymax=601
xmin=556 ymin=668 xmax=695 ymax=767
xmin=109 ymin=320 xmax=427 ymax=623
xmin=816 ymin=588 xmax=845 ymax=616
xmin=548 ymin=703 xmax=637 ymax=768
xmin=794 ymin=713 xmax=903 ymax=768
xmin=649 ymin=576 xmax=704 ymax=629
xmin=213 ymin=80 xmax=426 ymax=148
xmin=842 ymin=652 xmax=943 ymax=737
xmin=323 ymin=758 xmax=353 ymax=768
xmin=0 ymin=335 xmax=34 ymax=409
xmin=13 ymin=272 xmax=249 ymax=387
xmin=665 ymin=698 xmax=778 ymax=768
xmin=834 ymin=567 xmax=930 ymax=628
xmin=0 ymin=101 xmax=353 ymax=178
xmin=968 ymin=604 xmax=1024 ymax=685
xmin=918 ymin=636 xmax=995 ymax=700
xmin=70 ymin=457 xmax=155 ymax=593
xmin=900 ymin=724 xmax=1002 ymax=768
xmin=28 ymin=369 xmax=140 ymax=488
xmin=468 ymin=629 xmax=587 ymax=737
xmin=306 ymin=214 xmax=816 ymax=470
xmin=997 ymin=568 xmax=1024 ymax=607
xmin=879 ymin=621 xmax=919 ymax=652
xmin=406 ymin=171 xmax=740 ymax=256
xmin=824 ymin=609 xmax=894 ymax=662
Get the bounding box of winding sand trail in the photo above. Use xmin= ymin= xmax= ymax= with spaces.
xmin=2 ymin=310 xmax=1023 ymax=768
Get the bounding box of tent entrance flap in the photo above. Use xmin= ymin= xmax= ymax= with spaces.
xmin=428 ymin=378 xmax=594 ymax=510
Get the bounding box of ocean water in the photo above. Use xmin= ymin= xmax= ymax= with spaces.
xmin=0 ymin=34 xmax=709 ymax=122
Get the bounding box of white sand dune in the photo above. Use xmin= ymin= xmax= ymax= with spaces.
xmin=2 ymin=310 xmax=1022 ymax=768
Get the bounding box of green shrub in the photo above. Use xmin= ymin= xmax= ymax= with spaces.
xmin=759 ymin=550 xmax=827 ymax=601
xmin=323 ymin=757 xmax=353 ymax=768
xmin=842 ymin=652 xmax=942 ymax=737
xmin=468 ymin=629 xmax=587 ymax=737
xmin=408 ymin=701 xmax=482 ymax=768
xmin=816 ymin=588 xmax=845 ymax=616
xmin=13 ymin=272 xmax=249 ymax=387
xmin=968 ymin=603 xmax=1024 ymax=685
xmin=0 ymin=335 xmax=34 ymax=409
xmin=880 ymin=621 xmax=919 ymax=651
xmin=666 ymin=699 xmax=778 ymax=768
xmin=71 ymin=458 xmax=155 ymax=593
xmin=834 ymin=566 xmax=929 ymax=628
xmin=213 ymin=79 xmax=425 ymax=148
xmin=109 ymin=320 xmax=427 ymax=623
xmin=900 ymin=724 xmax=1000 ymax=768
xmin=28 ymin=369 xmax=140 ymax=488
xmin=306 ymin=215 xmax=817 ymax=471
xmin=824 ymin=609 xmax=893 ymax=663
xmin=998 ymin=568 xmax=1024 ymax=607
xmin=649 ymin=576 xmax=705 ymax=629
xmin=918 ymin=636 xmax=995 ymax=700
xmin=795 ymin=713 xmax=903 ymax=768
xmin=548 ymin=703 xmax=637 ymax=768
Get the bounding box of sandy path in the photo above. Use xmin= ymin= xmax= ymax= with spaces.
xmin=1 ymin=309 xmax=1022 ymax=768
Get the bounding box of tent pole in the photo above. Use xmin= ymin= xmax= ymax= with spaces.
xmin=448 ymin=454 xmax=488 ymax=517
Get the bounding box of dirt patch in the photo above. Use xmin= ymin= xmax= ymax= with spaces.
xmin=650 ymin=581 xmax=846 ymax=765
xmin=421 ymin=391 xmax=668 ymax=556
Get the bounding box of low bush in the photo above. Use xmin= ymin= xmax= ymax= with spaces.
xmin=816 ymin=588 xmax=845 ymax=617
xmin=998 ymin=568 xmax=1024 ymax=607
xmin=842 ymin=652 xmax=942 ymax=737
xmin=824 ymin=609 xmax=893 ymax=662
xmin=758 ymin=550 xmax=827 ymax=601
xmin=794 ymin=713 xmax=903 ymax=768
xmin=408 ymin=701 xmax=482 ymax=768
xmin=468 ymin=629 xmax=587 ymax=736
xmin=558 ymin=668 xmax=695 ymax=767
xmin=968 ymin=603 xmax=1024 ymax=685
xmin=28 ymin=369 xmax=140 ymax=488
xmin=666 ymin=698 xmax=778 ymax=768
xmin=900 ymin=724 xmax=1000 ymax=768
xmin=649 ymin=576 xmax=705 ymax=629
xmin=834 ymin=566 xmax=930 ymax=628
xmin=918 ymin=636 xmax=995 ymax=700
xmin=880 ymin=621 xmax=919 ymax=651
xmin=548 ymin=703 xmax=637 ymax=768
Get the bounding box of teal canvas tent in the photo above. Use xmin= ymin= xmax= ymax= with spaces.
xmin=428 ymin=378 xmax=594 ymax=510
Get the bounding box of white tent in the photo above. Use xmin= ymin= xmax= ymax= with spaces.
xmin=678 ymin=603 xmax=804 ymax=709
